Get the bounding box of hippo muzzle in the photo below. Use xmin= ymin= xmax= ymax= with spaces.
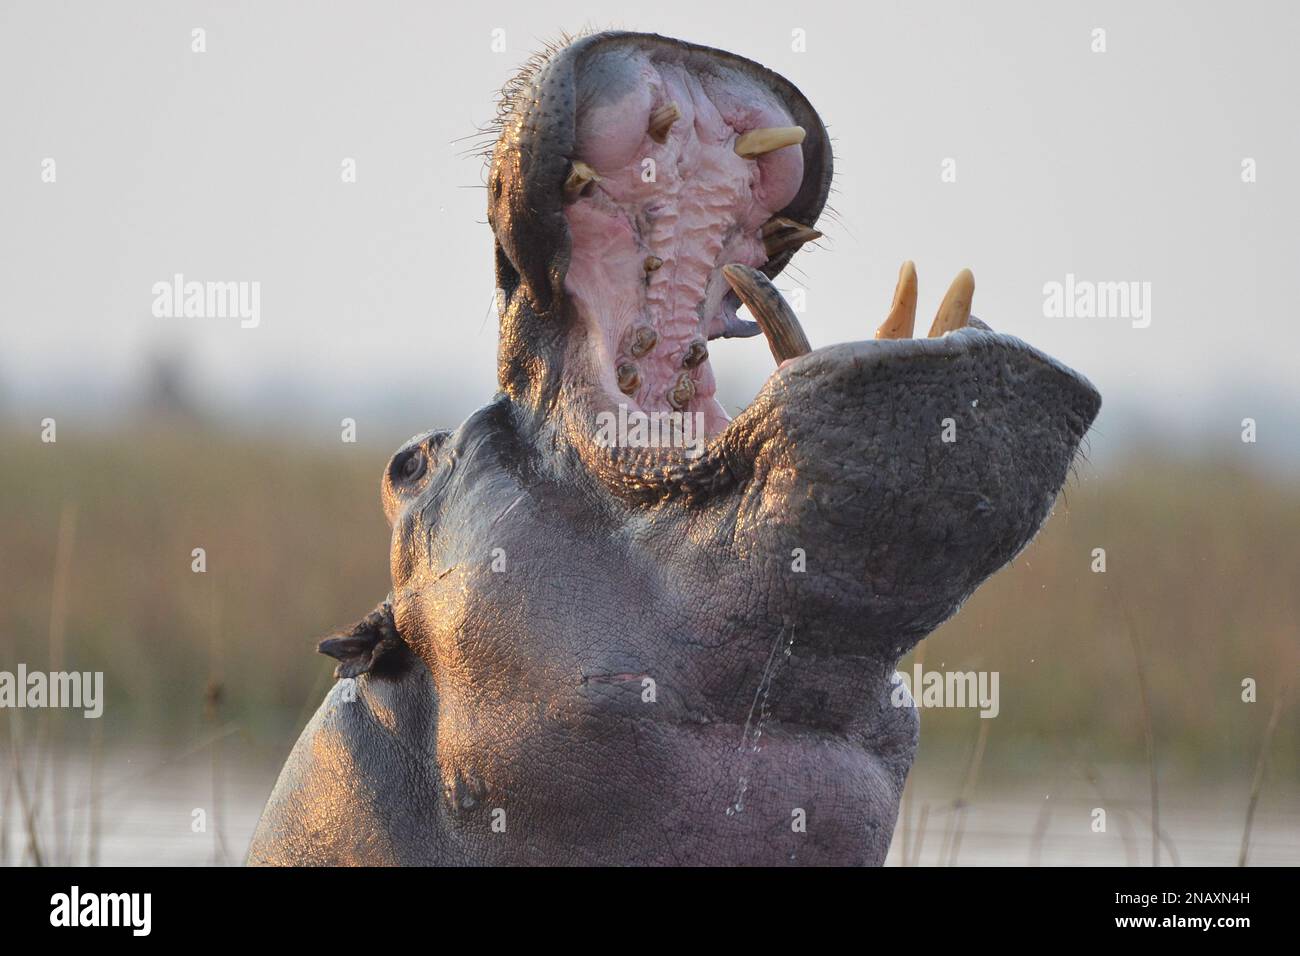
xmin=249 ymin=30 xmax=1100 ymax=866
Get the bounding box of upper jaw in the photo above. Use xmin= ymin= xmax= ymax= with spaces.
xmin=487 ymin=31 xmax=833 ymax=421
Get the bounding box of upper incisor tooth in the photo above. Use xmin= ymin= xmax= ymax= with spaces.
xmin=648 ymin=103 xmax=681 ymax=144
xmin=734 ymin=126 xmax=806 ymax=159
xmin=928 ymin=269 xmax=975 ymax=337
xmin=876 ymin=261 xmax=918 ymax=340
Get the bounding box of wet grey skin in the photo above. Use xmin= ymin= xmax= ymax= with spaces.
xmin=248 ymin=32 xmax=1100 ymax=866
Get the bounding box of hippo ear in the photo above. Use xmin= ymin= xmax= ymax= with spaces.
xmin=317 ymin=598 xmax=414 ymax=680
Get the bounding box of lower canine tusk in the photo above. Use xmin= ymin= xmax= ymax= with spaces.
xmin=721 ymin=264 xmax=812 ymax=364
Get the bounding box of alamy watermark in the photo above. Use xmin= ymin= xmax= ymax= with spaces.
xmin=0 ymin=665 xmax=103 ymax=718
xmin=50 ymin=886 xmax=150 ymax=936
xmin=1043 ymin=273 xmax=1151 ymax=328
xmin=151 ymin=273 xmax=260 ymax=328
xmin=593 ymin=404 xmax=706 ymax=459
xmin=891 ymin=664 xmax=1000 ymax=718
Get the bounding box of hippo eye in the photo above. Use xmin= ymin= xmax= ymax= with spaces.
xmin=397 ymin=450 xmax=426 ymax=483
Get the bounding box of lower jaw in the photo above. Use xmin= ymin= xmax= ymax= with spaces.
xmin=455 ymin=718 xmax=911 ymax=864
xmin=447 ymin=707 xmax=915 ymax=863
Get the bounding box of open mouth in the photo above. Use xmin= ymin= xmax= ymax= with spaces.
xmin=558 ymin=45 xmax=821 ymax=438
xmin=488 ymin=33 xmax=828 ymax=446
xmin=554 ymin=41 xmax=991 ymax=448
xmin=488 ymin=32 xmax=1100 ymax=508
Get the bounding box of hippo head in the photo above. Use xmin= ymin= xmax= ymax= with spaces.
xmin=338 ymin=32 xmax=1099 ymax=865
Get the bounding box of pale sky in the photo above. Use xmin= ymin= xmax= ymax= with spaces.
xmin=2 ymin=0 xmax=1297 ymax=460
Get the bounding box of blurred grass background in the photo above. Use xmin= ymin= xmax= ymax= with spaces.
xmin=2 ymin=414 xmax=1293 ymax=781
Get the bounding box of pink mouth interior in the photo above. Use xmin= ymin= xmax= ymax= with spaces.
xmin=562 ymin=53 xmax=806 ymax=437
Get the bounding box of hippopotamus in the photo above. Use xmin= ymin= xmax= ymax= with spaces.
xmin=248 ymin=31 xmax=1099 ymax=866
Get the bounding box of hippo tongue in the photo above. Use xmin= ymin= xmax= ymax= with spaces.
xmin=559 ymin=49 xmax=817 ymax=437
